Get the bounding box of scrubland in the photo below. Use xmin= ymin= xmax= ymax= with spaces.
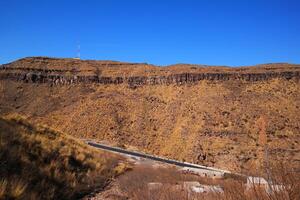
xmin=116 ymin=162 xmax=300 ymax=200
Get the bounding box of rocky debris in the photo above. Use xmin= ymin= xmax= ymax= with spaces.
xmin=148 ymin=181 xmax=224 ymax=194
xmin=183 ymin=182 xmax=223 ymax=193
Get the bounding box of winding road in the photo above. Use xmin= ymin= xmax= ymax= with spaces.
xmin=87 ymin=141 xmax=232 ymax=177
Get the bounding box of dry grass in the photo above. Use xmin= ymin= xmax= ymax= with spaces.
xmin=215 ymin=162 xmax=300 ymax=200
xmin=117 ymin=165 xmax=222 ymax=200
xmin=1 ymin=78 xmax=299 ymax=173
xmin=117 ymin=161 xmax=300 ymax=200
xmin=0 ymin=115 xmax=127 ymax=200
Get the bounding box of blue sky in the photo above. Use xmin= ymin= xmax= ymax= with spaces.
xmin=0 ymin=0 xmax=299 ymax=66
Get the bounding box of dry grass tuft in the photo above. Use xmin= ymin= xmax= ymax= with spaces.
xmin=0 ymin=180 xmax=8 ymax=198
xmin=9 ymin=179 xmax=27 ymax=199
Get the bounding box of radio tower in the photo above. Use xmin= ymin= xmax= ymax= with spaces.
xmin=76 ymin=43 xmax=81 ymax=59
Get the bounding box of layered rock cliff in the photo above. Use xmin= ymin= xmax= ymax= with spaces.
xmin=1 ymin=57 xmax=300 ymax=88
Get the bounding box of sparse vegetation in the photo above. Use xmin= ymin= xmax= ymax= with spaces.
xmin=116 ymin=161 xmax=300 ymax=200
xmin=0 ymin=115 xmax=127 ymax=200
xmin=215 ymin=162 xmax=300 ymax=200
xmin=117 ymin=165 xmax=220 ymax=200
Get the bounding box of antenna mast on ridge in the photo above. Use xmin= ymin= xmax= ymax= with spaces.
xmin=74 ymin=42 xmax=81 ymax=60
xmin=76 ymin=44 xmax=81 ymax=59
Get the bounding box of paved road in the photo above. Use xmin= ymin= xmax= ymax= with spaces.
xmin=87 ymin=141 xmax=231 ymax=176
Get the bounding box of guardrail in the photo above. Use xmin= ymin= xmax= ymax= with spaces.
xmin=87 ymin=141 xmax=231 ymax=174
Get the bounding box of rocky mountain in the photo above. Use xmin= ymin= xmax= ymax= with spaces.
xmin=1 ymin=57 xmax=299 ymax=172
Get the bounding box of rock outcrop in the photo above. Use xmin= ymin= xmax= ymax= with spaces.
xmin=0 ymin=66 xmax=300 ymax=87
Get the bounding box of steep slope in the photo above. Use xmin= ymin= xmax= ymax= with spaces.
xmin=0 ymin=115 xmax=126 ymax=200
xmin=0 ymin=57 xmax=299 ymax=172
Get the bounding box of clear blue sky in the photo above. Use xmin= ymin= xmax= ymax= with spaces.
xmin=1 ymin=0 xmax=299 ymax=66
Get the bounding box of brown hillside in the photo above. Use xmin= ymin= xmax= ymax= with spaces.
xmin=0 ymin=115 xmax=126 ymax=200
xmin=0 ymin=57 xmax=299 ymax=172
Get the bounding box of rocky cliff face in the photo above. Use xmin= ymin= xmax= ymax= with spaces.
xmin=1 ymin=57 xmax=300 ymax=173
xmin=1 ymin=57 xmax=299 ymax=88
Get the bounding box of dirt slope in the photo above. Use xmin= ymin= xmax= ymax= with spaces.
xmin=0 ymin=57 xmax=299 ymax=172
